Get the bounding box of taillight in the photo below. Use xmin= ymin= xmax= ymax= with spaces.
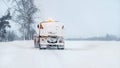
xmin=40 ymin=23 xmax=43 ymax=29
xmin=62 ymin=26 xmax=64 ymax=29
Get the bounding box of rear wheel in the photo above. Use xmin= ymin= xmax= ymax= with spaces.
xmin=39 ymin=44 xmax=47 ymax=50
xmin=57 ymin=45 xmax=64 ymax=50
xmin=39 ymin=44 xmax=41 ymax=49
xmin=58 ymin=48 xmax=64 ymax=50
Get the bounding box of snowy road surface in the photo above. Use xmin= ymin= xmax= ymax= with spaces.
xmin=0 ymin=40 xmax=120 ymax=68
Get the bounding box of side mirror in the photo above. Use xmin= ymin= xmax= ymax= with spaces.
xmin=37 ymin=25 xmax=39 ymax=28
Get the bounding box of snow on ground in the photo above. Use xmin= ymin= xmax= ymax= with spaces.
xmin=0 ymin=40 xmax=120 ymax=68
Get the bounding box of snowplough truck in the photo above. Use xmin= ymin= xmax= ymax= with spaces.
xmin=34 ymin=19 xmax=64 ymax=49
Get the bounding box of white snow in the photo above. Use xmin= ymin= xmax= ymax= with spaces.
xmin=0 ymin=40 xmax=120 ymax=68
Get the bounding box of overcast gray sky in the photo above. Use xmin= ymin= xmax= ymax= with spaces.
xmin=0 ymin=0 xmax=120 ymax=38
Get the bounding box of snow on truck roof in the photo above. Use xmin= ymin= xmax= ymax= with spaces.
xmin=40 ymin=18 xmax=60 ymax=23
xmin=40 ymin=21 xmax=59 ymax=23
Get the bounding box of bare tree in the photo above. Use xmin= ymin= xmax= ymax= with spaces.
xmin=12 ymin=0 xmax=38 ymax=40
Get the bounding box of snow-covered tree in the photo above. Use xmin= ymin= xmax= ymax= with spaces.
xmin=12 ymin=0 xmax=38 ymax=40
xmin=0 ymin=11 xmax=11 ymax=41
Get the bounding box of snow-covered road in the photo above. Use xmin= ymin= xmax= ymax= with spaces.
xmin=0 ymin=40 xmax=120 ymax=68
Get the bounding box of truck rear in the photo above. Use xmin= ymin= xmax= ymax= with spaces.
xmin=34 ymin=19 xmax=64 ymax=49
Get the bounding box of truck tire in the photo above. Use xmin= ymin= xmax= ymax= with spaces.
xmin=39 ymin=44 xmax=47 ymax=50
xmin=57 ymin=45 xmax=64 ymax=50
xmin=39 ymin=44 xmax=41 ymax=49
xmin=58 ymin=48 xmax=64 ymax=50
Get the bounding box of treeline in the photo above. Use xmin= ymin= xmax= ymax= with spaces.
xmin=0 ymin=0 xmax=39 ymax=42
xmin=66 ymin=34 xmax=120 ymax=41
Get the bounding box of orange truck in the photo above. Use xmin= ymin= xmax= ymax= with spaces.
xmin=34 ymin=19 xmax=64 ymax=49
